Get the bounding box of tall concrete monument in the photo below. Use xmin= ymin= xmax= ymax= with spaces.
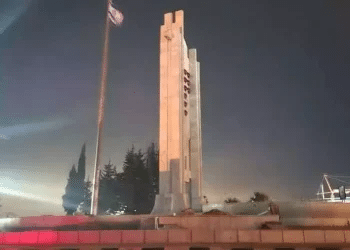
xmin=152 ymin=10 xmax=203 ymax=214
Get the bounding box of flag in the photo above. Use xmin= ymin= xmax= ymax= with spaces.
xmin=108 ymin=2 xmax=123 ymax=26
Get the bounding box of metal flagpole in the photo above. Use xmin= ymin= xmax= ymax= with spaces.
xmin=91 ymin=0 xmax=112 ymax=216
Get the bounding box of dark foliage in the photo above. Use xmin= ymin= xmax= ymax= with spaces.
xmin=98 ymin=161 xmax=126 ymax=214
xmin=146 ymin=143 xmax=159 ymax=196
xmin=122 ymin=146 xmax=150 ymax=214
xmin=62 ymin=144 xmax=86 ymax=215
xmin=78 ymin=179 xmax=92 ymax=215
xmin=76 ymin=143 xmax=86 ymax=205
xmin=96 ymin=143 xmax=159 ymax=215
xmin=224 ymin=197 xmax=240 ymax=203
xmin=77 ymin=144 xmax=86 ymax=182
xmin=62 ymin=165 xmax=79 ymax=215
xmin=250 ymin=192 xmax=269 ymax=202
xmin=63 ymin=143 xmax=159 ymax=215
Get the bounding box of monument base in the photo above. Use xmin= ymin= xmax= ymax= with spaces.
xmin=151 ymin=193 xmax=190 ymax=215
xmin=191 ymin=196 xmax=203 ymax=212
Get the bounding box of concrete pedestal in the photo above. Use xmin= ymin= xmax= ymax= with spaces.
xmin=152 ymin=193 xmax=189 ymax=215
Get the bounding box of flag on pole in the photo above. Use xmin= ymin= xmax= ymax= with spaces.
xmin=108 ymin=2 xmax=124 ymax=26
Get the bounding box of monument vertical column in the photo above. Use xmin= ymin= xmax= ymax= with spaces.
xmin=152 ymin=10 xmax=187 ymax=214
xmin=189 ymin=49 xmax=203 ymax=211
xmin=152 ymin=10 xmax=201 ymax=215
xmin=158 ymin=12 xmax=173 ymax=197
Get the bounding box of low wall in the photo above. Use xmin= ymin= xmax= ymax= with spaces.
xmin=1 ymin=228 xmax=350 ymax=248
xmin=206 ymin=201 xmax=350 ymax=218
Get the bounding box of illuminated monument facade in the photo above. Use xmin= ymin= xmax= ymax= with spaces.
xmin=152 ymin=10 xmax=203 ymax=214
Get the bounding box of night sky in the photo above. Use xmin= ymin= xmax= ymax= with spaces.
xmin=0 ymin=0 xmax=350 ymax=216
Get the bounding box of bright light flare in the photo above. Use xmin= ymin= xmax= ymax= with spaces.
xmin=0 ymin=0 xmax=32 ymax=34
xmin=0 ymin=118 xmax=73 ymax=140
xmin=0 ymin=186 xmax=61 ymax=206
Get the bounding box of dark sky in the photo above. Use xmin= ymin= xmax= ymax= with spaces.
xmin=0 ymin=0 xmax=350 ymax=216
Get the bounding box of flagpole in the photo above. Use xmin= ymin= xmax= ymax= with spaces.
xmin=91 ymin=0 xmax=112 ymax=216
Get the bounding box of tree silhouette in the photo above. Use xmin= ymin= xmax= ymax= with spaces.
xmin=98 ymin=161 xmax=125 ymax=214
xmin=250 ymin=192 xmax=269 ymax=202
xmin=62 ymin=144 xmax=87 ymax=215
xmin=81 ymin=145 xmax=158 ymax=215
xmin=62 ymin=165 xmax=79 ymax=215
xmin=78 ymin=179 xmax=92 ymax=215
xmin=77 ymin=144 xmax=86 ymax=181
xmin=224 ymin=197 xmax=240 ymax=203
xmin=76 ymin=143 xmax=86 ymax=206
xmin=122 ymin=146 xmax=151 ymax=214
xmin=100 ymin=160 xmax=116 ymax=180
xmin=123 ymin=146 xmax=147 ymax=181
xmin=146 ymin=143 xmax=159 ymax=196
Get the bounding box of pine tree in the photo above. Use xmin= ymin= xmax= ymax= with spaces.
xmin=78 ymin=178 xmax=92 ymax=215
xmin=123 ymin=146 xmax=148 ymax=182
xmin=144 ymin=143 xmax=159 ymax=212
xmin=101 ymin=160 xmax=116 ymax=180
xmin=99 ymin=161 xmax=114 ymax=213
xmin=146 ymin=143 xmax=159 ymax=195
xmin=98 ymin=161 xmax=126 ymax=214
xmin=62 ymin=144 xmax=87 ymax=215
xmin=123 ymin=145 xmax=136 ymax=182
xmin=134 ymin=149 xmax=150 ymax=213
xmin=76 ymin=144 xmax=86 ymax=203
xmin=62 ymin=165 xmax=79 ymax=215
xmin=77 ymin=144 xmax=86 ymax=180
xmin=122 ymin=146 xmax=150 ymax=214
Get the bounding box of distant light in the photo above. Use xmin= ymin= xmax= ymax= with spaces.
xmin=0 ymin=134 xmax=8 ymax=139
xmin=211 ymin=204 xmax=224 ymax=208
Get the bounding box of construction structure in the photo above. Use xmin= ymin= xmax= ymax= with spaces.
xmin=317 ymin=174 xmax=350 ymax=203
